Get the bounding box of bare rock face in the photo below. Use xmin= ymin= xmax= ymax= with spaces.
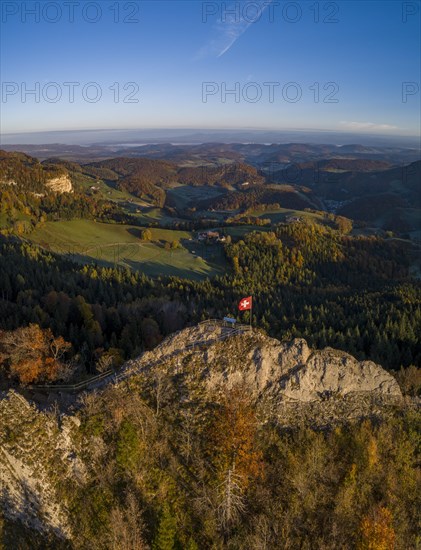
xmin=45 ymin=174 xmax=73 ymax=194
xmin=140 ymin=324 xmax=402 ymax=409
xmin=0 ymin=391 xmax=82 ymax=539
xmin=176 ymin=330 xmax=401 ymax=403
xmin=244 ymin=338 xmax=311 ymax=393
xmin=280 ymin=348 xmax=402 ymax=402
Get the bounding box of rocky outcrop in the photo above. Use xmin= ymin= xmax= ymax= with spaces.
xmin=130 ymin=323 xmax=401 ymax=406
xmin=133 ymin=324 xmax=403 ymax=428
xmin=0 ymin=391 xmax=83 ymax=539
xmin=279 ymin=347 xmax=400 ymax=402
xmin=45 ymin=174 xmax=73 ymax=194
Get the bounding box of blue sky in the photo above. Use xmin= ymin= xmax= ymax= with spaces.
xmin=1 ymin=0 xmax=420 ymax=136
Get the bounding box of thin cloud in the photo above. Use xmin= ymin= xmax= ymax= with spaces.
xmin=340 ymin=121 xmax=400 ymax=132
xmin=197 ymin=0 xmax=273 ymax=59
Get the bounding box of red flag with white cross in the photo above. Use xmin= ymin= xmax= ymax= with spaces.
xmin=238 ymin=296 xmax=252 ymax=311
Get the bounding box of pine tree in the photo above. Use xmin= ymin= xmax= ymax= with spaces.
xmin=153 ymin=505 xmax=177 ymax=550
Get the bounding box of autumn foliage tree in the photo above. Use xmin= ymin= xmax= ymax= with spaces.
xmin=358 ymin=506 xmax=396 ymax=550
xmin=207 ymin=386 xmax=263 ymax=534
xmin=0 ymin=324 xmax=72 ymax=384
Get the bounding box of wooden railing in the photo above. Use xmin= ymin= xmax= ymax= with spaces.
xmin=29 ymin=320 xmax=251 ymax=394
xmin=29 ymin=369 xmax=114 ymax=393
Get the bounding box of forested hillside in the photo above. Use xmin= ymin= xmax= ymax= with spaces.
xmin=0 ymin=145 xmax=420 ymax=549
xmin=0 ymin=219 xmax=420 ymax=389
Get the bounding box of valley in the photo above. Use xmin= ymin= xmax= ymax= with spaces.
xmin=1 ymin=144 xmax=420 ymax=280
xmin=0 ymin=141 xmax=420 ymax=549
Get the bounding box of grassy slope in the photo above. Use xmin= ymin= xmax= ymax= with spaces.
xmin=28 ymin=220 xmax=227 ymax=279
xmin=75 ymin=175 xmax=187 ymax=226
xmin=246 ymin=206 xmax=325 ymax=224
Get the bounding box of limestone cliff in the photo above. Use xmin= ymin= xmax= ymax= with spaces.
xmin=0 ymin=391 xmax=83 ymax=539
xmin=45 ymin=174 xmax=73 ymax=194
xmin=126 ymin=322 xmax=401 ymax=404
xmin=122 ymin=322 xmax=402 ymax=426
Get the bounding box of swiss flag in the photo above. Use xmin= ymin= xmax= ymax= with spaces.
xmin=238 ymin=296 xmax=252 ymax=311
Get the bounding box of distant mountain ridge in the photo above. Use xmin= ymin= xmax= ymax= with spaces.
xmin=1 ymin=148 xmax=419 ymax=235
xmin=2 ymin=141 xmax=420 ymax=165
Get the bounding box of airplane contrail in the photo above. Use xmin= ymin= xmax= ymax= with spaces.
xmin=197 ymin=0 xmax=274 ymax=59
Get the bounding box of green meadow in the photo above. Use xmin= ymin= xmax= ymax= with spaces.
xmin=28 ymin=220 xmax=227 ymax=279
xmin=246 ymin=206 xmax=324 ymax=224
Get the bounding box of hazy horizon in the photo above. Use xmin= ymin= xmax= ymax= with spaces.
xmin=1 ymin=127 xmax=420 ymax=149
